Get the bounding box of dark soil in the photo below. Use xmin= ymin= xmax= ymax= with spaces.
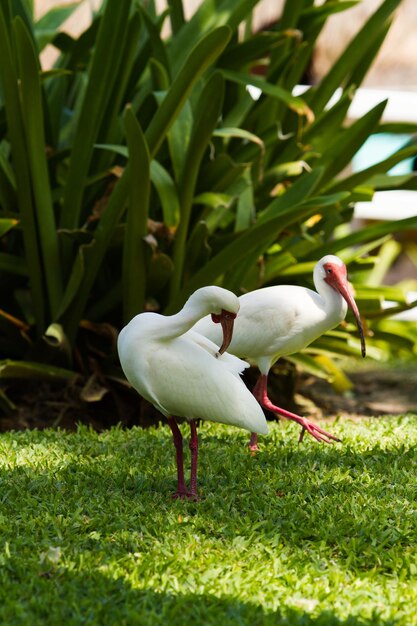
xmin=298 ymin=362 xmax=417 ymax=420
xmin=0 ymin=376 xmax=161 ymax=432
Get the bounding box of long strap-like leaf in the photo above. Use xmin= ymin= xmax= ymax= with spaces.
xmin=170 ymin=71 xmax=225 ymax=299
xmin=307 ymin=0 xmax=402 ymax=114
xmin=168 ymin=0 xmax=258 ymax=73
xmin=166 ymin=202 xmax=321 ymax=314
xmin=122 ymin=107 xmax=150 ymax=323
xmin=59 ymin=28 xmax=231 ymax=341
xmin=14 ymin=17 xmax=63 ymax=318
xmin=0 ymin=6 xmax=45 ymax=333
xmin=145 ymin=26 xmax=231 ymax=158
xmin=60 ymin=0 xmax=133 ymax=233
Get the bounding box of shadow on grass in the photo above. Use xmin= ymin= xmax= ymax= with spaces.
xmin=0 ymin=567 xmax=400 ymax=626
xmin=0 ymin=422 xmax=416 ymax=624
xmin=2 ymin=427 xmax=416 ymax=559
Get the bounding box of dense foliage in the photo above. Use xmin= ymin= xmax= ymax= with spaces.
xmin=0 ymin=0 xmax=416 ymax=396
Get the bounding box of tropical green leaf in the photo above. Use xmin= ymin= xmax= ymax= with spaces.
xmin=262 ymin=251 xmax=298 ymax=284
xmin=0 ymin=6 xmax=45 ymax=333
xmin=94 ymin=143 xmax=128 ymax=158
xmin=324 ymin=215 xmax=417 ymax=256
xmin=0 ymin=0 xmax=416 ymax=379
xmin=378 ymin=122 xmax=417 ymax=134
xmin=169 ymin=0 xmax=258 ymax=73
xmin=199 ymin=154 xmax=249 ymax=195
xmin=0 ymin=359 xmax=77 ymax=381
xmin=0 ymin=144 xmax=17 ymax=211
xmin=299 ymin=1 xmax=360 ymax=31
xmin=166 ymin=100 xmax=193 ymax=182
xmin=0 ymin=252 xmax=27 ymax=276
xmin=222 ymin=69 xmax=313 ymax=120
xmin=58 ymin=171 xmax=130 ymax=342
xmin=347 ymin=21 xmax=392 ymax=89
xmin=141 ymin=7 xmax=171 ymax=79
xmin=167 ymin=0 xmax=185 ymax=34
xmin=234 ymin=170 xmax=254 ymax=232
xmin=329 ymin=144 xmax=417 ymax=192
xmin=166 ymin=202 xmax=321 ymax=313
xmin=14 ymin=17 xmax=63 ymax=317
xmin=318 ymin=100 xmax=388 ymax=183
xmin=257 ymin=168 xmax=324 ymax=223
xmin=367 ymin=174 xmax=417 ymax=191
xmin=170 ymin=71 xmax=225 ymax=298
xmin=308 ymin=333 xmax=382 ymax=360
xmin=307 ymin=0 xmax=401 ymax=113
xmin=219 ymin=31 xmax=298 ymax=70
xmin=34 ymin=2 xmax=80 ymax=50
xmin=288 ymin=353 xmax=334 ymax=381
xmin=150 ymin=161 xmax=180 ymax=228
xmin=0 ymin=218 xmax=18 ymax=239
xmin=303 ymin=88 xmax=354 ymax=152
xmin=60 ymin=0 xmax=133 ymax=233
xmin=93 ymin=10 xmax=143 ymax=174
xmin=122 ymin=106 xmax=150 ymax=322
xmin=214 ymin=127 xmax=265 ymax=176
xmin=193 ymin=192 xmax=233 ymax=209
xmin=145 ymin=26 xmax=231 ymax=158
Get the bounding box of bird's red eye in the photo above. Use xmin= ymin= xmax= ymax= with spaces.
xmin=211 ymin=310 xmax=236 ymax=324
xmin=222 ymin=310 xmax=237 ymax=320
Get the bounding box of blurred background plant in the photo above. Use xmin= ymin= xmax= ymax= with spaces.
xmin=0 ymin=0 xmax=416 ymax=424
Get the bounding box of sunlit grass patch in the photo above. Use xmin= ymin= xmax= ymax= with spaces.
xmin=0 ymin=416 xmax=416 ymax=624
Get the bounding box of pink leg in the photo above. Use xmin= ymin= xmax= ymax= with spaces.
xmin=167 ymin=417 xmax=188 ymax=499
xmin=248 ymin=432 xmax=260 ymax=453
xmin=251 ymin=374 xmax=341 ymax=445
xmin=248 ymin=376 xmax=265 ymax=452
xmin=189 ymin=420 xmax=199 ymax=500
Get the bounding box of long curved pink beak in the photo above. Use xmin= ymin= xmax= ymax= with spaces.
xmin=211 ymin=310 xmax=236 ymax=356
xmin=325 ymin=264 xmax=366 ymax=358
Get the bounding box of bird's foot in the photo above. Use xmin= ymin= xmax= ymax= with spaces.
xmin=186 ymin=492 xmax=200 ymax=502
xmin=171 ymin=490 xmax=200 ymax=501
xmin=296 ymin=419 xmax=341 ymax=445
xmin=171 ymin=490 xmax=188 ymax=500
xmin=248 ymin=432 xmax=260 ymax=455
xmin=259 ymin=389 xmax=341 ymax=446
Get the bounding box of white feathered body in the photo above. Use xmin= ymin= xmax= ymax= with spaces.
xmin=193 ymin=283 xmax=347 ymax=373
xmin=118 ymin=313 xmax=268 ymax=435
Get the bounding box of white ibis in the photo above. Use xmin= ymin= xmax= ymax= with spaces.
xmin=193 ymin=255 xmax=366 ymax=449
xmin=117 ymin=286 xmax=268 ymax=499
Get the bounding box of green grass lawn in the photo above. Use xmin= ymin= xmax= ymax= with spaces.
xmin=0 ymin=415 xmax=416 ymax=625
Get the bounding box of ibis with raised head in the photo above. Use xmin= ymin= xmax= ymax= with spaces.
xmin=193 ymin=256 xmax=366 ymax=450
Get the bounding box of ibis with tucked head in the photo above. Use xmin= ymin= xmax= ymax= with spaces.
xmin=193 ymin=256 xmax=366 ymax=449
xmin=117 ymin=286 xmax=268 ymax=499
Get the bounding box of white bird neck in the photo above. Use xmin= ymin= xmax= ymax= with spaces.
xmin=156 ymin=294 xmax=220 ymax=342
xmin=314 ymin=274 xmax=348 ymax=322
xmin=159 ymin=308 xmax=205 ymax=340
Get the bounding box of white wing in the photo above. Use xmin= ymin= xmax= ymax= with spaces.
xmin=186 ymin=330 xmax=250 ymax=378
xmin=194 ymin=285 xmax=331 ymax=364
xmin=120 ymin=329 xmax=267 ymax=435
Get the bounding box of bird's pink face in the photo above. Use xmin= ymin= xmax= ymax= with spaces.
xmin=323 ymin=261 xmax=366 ymax=357
xmin=211 ymin=309 xmax=237 ymax=355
